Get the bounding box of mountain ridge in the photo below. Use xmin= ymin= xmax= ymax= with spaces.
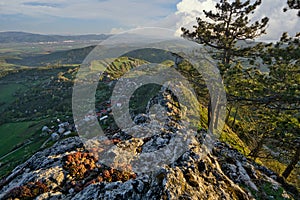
xmin=0 ymin=31 xmax=111 ymax=43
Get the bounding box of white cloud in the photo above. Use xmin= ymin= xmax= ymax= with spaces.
xmin=254 ymin=0 xmax=299 ymax=40
xmin=1 ymin=0 xmax=299 ymax=39
xmin=0 ymin=0 xmax=177 ymax=26
xmin=110 ymin=27 xmax=125 ymax=34
xmin=172 ymin=0 xmax=300 ymax=40
xmin=174 ymin=0 xmax=216 ymax=36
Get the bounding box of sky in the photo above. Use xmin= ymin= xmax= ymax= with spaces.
xmin=0 ymin=0 xmax=299 ymax=40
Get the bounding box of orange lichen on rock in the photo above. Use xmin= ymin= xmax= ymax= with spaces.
xmin=62 ymin=150 xmax=137 ymax=193
xmin=63 ymin=152 xmax=97 ymax=180
xmin=4 ymin=181 xmax=49 ymax=199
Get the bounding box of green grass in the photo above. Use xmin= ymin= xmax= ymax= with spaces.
xmin=0 ymin=59 xmax=16 ymax=67
xmin=0 ymin=121 xmax=43 ymax=157
xmin=246 ymin=181 xmax=288 ymax=200
xmin=220 ymin=125 xmax=251 ymax=155
xmin=256 ymin=157 xmax=300 ymax=191
xmin=106 ymin=57 xmax=148 ymax=79
xmin=0 ymin=120 xmax=49 ymax=178
xmin=0 ymin=133 xmax=49 ymax=178
xmin=129 ymin=83 xmax=162 ymax=116
xmin=0 ymin=83 xmax=25 ymax=105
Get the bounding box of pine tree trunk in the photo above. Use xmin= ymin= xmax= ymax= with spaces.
xmin=214 ymin=105 xmax=220 ymax=130
xmin=249 ymin=138 xmax=264 ymax=160
xmin=225 ymin=104 xmax=232 ymax=124
xmin=214 ymin=98 xmax=220 ymax=130
xmin=208 ymin=99 xmax=212 ymax=133
xmin=282 ymin=147 xmax=300 ymax=179
xmin=231 ymin=106 xmax=239 ymax=128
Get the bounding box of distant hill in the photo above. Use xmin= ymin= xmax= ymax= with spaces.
xmin=6 ymin=45 xmax=96 ymax=66
xmin=122 ymin=48 xmax=176 ymax=63
xmin=6 ymin=46 xmax=178 ymax=67
xmin=0 ymin=32 xmax=111 ymax=43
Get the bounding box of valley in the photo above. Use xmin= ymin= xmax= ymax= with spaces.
xmin=0 ymin=31 xmax=299 ymax=199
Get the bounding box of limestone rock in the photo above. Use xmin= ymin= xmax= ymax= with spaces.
xmin=0 ymin=88 xmax=298 ymax=200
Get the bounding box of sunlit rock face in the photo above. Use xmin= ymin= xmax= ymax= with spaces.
xmin=0 ymin=88 xmax=297 ymax=200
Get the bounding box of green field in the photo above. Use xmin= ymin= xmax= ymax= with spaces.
xmin=0 ymin=42 xmax=298 ymax=192
xmin=0 ymin=42 xmax=96 ymax=178
xmin=0 ymin=121 xmax=41 ymax=157
xmin=0 ymin=120 xmax=49 ymax=178
xmin=0 ymin=83 xmax=25 ymax=105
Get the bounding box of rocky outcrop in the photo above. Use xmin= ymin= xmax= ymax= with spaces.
xmin=0 ymin=88 xmax=298 ymax=200
xmin=1 ymin=136 xmax=298 ymax=199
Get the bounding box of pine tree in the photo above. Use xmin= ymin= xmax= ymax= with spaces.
xmin=182 ymin=0 xmax=268 ymax=74
xmin=265 ymin=33 xmax=300 ymax=179
xmin=283 ymin=0 xmax=300 ymax=16
xmin=181 ymin=0 xmax=268 ymax=130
